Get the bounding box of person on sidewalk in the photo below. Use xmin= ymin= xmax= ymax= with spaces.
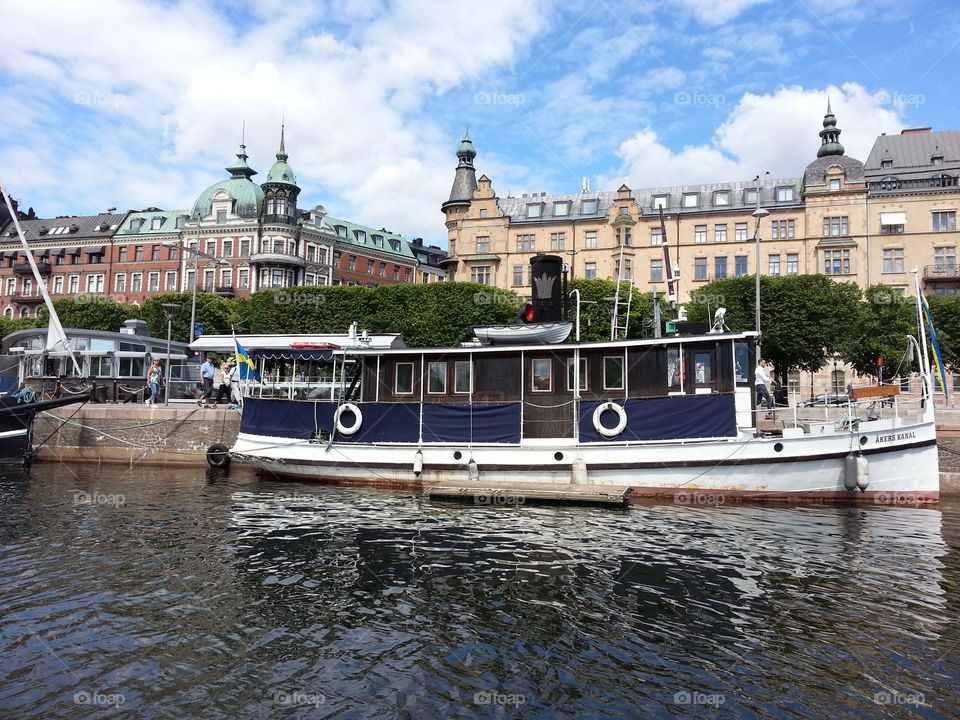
xmin=213 ymin=361 xmax=234 ymax=405
xmin=755 ymin=358 xmax=774 ymax=410
xmin=199 ymin=355 xmax=216 ymax=408
xmin=145 ymin=358 xmax=163 ymax=406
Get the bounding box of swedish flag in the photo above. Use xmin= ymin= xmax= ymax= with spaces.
xmin=920 ymin=292 xmax=948 ymax=403
xmin=235 ymin=340 xmax=261 ymax=381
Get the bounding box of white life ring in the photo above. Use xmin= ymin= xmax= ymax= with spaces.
xmin=593 ymin=402 xmax=627 ymax=438
xmin=334 ymin=403 xmax=363 ymax=436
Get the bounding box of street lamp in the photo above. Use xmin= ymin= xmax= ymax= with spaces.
xmin=162 ymin=242 xmax=229 ymax=343
xmin=752 ymin=203 xmax=770 ymax=339
xmin=161 ymin=302 xmax=180 ymax=406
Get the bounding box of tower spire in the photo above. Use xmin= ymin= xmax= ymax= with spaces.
xmin=817 ymin=97 xmax=845 ymax=158
xmin=277 ymin=122 xmax=288 ymax=162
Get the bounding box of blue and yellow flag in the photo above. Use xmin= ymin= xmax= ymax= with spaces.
xmin=920 ymin=292 xmax=948 ymax=403
xmin=235 ymin=340 xmax=261 ymax=381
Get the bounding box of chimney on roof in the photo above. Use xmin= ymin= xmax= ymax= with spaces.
xmin=902 ymin=128 xmax=932 ymax=134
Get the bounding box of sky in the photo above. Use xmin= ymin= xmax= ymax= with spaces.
xmin=0 ymin=0 xmax=957 ymax=247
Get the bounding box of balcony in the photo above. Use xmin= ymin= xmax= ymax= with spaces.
xmin=249 ymin=251 xmax=306 ymax=268
xmin=198 ymin=284 xmax=236 ymax=297
xmin=260 ymin=213 xmax=298 ymax=226
xmin=11 ymin=293 xmax=44 ymax=304
xmin=923 ymin=264 xmax=960 ymax=283
xmin=13 ymin=262 xmax=51 ymax=276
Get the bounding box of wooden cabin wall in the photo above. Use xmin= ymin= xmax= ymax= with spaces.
xmin=473 ymin=352 xmax=522 ymax=403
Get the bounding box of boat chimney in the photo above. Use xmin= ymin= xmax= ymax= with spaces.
xmin=529 ymin=254 xmax=563 ymax=322
xmin=120 ymin=319 xmax=150 ymax=337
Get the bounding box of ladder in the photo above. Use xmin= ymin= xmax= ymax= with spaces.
xmin=610 ymin=239 xmax=632 ymax=340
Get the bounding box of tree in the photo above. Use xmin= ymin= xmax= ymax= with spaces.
xmin=568 ymin=278 xmax=654 ymax=342
xmin=685 ymin=275 xmax=861 ymax=382
xmin=838 ymin=285 xmax=916 ymax=378
xmin=140 ymin=293 xmax=238 ymax=343
xmin=41 ymin=297 xmax=136 ymax=333
xmin=926 ymin=294 xmax=960 ymax=373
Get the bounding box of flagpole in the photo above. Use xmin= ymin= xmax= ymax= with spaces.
xmin=232 ymin=325 xmax=244 ymax=408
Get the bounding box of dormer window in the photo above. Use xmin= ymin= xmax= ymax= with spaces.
xmin=776 ymin=186 xmax=795 ymax=202
xmin=389 ymin=239 xmax=400 ymax=251
xmin=581 ymin=199 xmax=598 ymax=215
xmin=744 ymin=188 xmax=759 ymax=205
xmin=355 ymin=230 xmax=366 ymax=243
xmin=881 ymin=159 xmax=893 ymax=169
xmin=829 ymin=178 xmax=841 ymax=190
xmin=526 ymin=204 xmax=542 ymax=219
xmin=932 ymin=155 xmax=944 ymax=166
xmin=131 ymin=218 xmax=145 ymax=231
xmin=553 ymin=201 xmax=570 ymax=217
xmin=151 ymin=217 xmax=163 ymax=230
xmin=713 ymin=191 xmax=730 ymax=206
xmin=175 ymin=215 xmax=187 ymax=229
xmin=38 ymin=226 xmax=48 ymax=235
xmin=682 ymin=193 xmax=698 ymax=208
xmin=652 ymin=195 xmax=669 ymax=210
xmin=335 ymin=225 xmax=347 ymax=238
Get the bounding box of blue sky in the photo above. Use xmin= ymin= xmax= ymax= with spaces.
xmin=0 ymin=0 xmax=956 ymax=245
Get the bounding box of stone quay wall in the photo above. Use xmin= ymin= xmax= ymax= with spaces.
xmin=33 ymin=405 xmax=240 ymax=466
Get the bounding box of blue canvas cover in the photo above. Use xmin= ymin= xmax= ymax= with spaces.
xmin=579 ymin=394 xmax=737 ymax=443
xmin=421 ymin=403 xmax=521 ymax=443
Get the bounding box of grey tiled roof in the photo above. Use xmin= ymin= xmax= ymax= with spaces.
xmin=864 ymin=130 xmax=960 ymax=179
xmin=0 ymin=213 xmax=127 ymax=245
xmin=803 ymin=154 xmax=865 ymax=187
xmin=496 ymin=177 xmax=802 ymax=223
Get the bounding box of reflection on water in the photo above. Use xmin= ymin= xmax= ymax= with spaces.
xmin=0 ymin=463 xmax=958 ymax=719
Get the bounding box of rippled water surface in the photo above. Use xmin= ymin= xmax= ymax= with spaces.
xmin=0 ymin=463 xmax=958 ymax=719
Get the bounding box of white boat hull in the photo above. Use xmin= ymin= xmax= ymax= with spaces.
xmin=231 ymin=419 xmax=939 ymax=503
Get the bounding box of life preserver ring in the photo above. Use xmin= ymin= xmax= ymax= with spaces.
xmin=593 ymin=402 xmax=627 ymax=438
xmin=334 ymin=403 xmax=363 ymax=436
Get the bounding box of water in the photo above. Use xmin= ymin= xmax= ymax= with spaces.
xmin=0 ymin=463 xmax=958 ymax=720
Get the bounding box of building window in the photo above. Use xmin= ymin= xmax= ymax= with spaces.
xmin=347 ymin=256 xmax=356 ymax=271
xmin=776 ymin=186 xmax=795 ymax=202
xmin=566 ymin=358 xmax=588 ymax=392
xmin=786 ymin=253 xmax=799 ymax=275
xmin=134 ymin=246 xmax=143 ymax=261
xmin=84 ymin=274 xmax=104 ymax=293
xmin=53 ymin=276 xmax=64 ymax=294
xmin=715 ymin=257 xmax=727 ymax=279
xmin=768 ymin=255 xmax=780 ymax=276
xmin=148 ymin=272 xmax=160 ymax=291
xmin=734 ymin=222 xmax=748 ymax=242
xmin=771 ymin=219 xmax=795 ymax=239
xmin=478 ymin=209 xmax=488 ymax=218
xmin=933 ymin=211 xmax=957 ymax=231
xmin=526 ymin=204 xmax=541 ymax=219
xmin=682 ymin=193 xmax=698 ymax=208
xmin=395 ymin=362 xmax=414 ymax=395
xmin=366 ymin=259 xmax=375 ymax=274
xmin=238 ymin=268 xmax=249 ymax=288
xmin=216 ymin=210 xmax=226 ymax=223
xmin=822 ymin=216 xmax=849 ymax=236
xmin=130 ymin=273 xmax=142 ymax=292
xmin=694 ymin=225 xmax=707 ymax=243
xmin=470 ymin=265 xmax=491 ymax=285
xmin=554 ymin=201 xmax=570 ymax=216
xmin=652 ymin=195 xmax=669 ymax=210
xmin=881 ymin=223 xmax=904 ymax=234
xmin=829 ymin=178 xmax=841 ymax=190
xmin=223 ymin=240 xmax=233 ymax=257
xmin=581 ymin=199 xmax=598 ymax=215
xmin=239 ymin=239 xmax=250 ymax=256
xmin=516 ymin=234 xmax=536 ymax=252
xmin=512 ymin=265 xmax=523 ymax=286
xmin=744 ymin=188 xmax=758 ymax=205
xmin=584 ymin=262 xmax=597 ymax=279
xmin=650 ymin=227 xmax=663 ymax=246
xmin=694 ymin=257 xmax=707 ymax=281
xmin=883 ymin=248 xmax=905 ymax=273
xmin=454 ymin=361 xmax=471 ymax=394
xmin=151 ymin=217 xmax=163 ymax=230
xmin=617 ymin=226 xmax=631 ymax=246
xmin=476 ymin=236 xmax=490 ymax=253
xmin=823 ymin=249 xmax=851 ymax=274
xmin=881 ymin=159 xmax=893 ymax=169
xmin=603 ymin=356 xmax=624 ymax=390
xmin=934 ymin=247 xmax=957 ymax=269
xmin=614 ymin=257 xmax=632 ymax=280
xmin=550 ymin=232 xmax=565 ymax=251
xmin=714 ymin=224 xmax=727 ymax=243
xmin=714 ymin=191 xmax=730 ymax=206
xmin=4 ymin=278 xmax=14 ymax=295
xmin=165 ymin=271 xmax=177 ymax=291
xmin=651 ymin=258 xmax=663 ymax=282
xmin=933 ymin=155 xmax=944 ymax=166
xmin=427 ymin=361 xmax=447 ymax=394
xmin=735 ymin=256 xmax=748 ymax=276
xmin=584 ymin=230 xmax=597 ymax=249
xmin=114 ymin=273 xmax=126 ymax=293
xmin=531 ymin=358 xmax=552 ymax=392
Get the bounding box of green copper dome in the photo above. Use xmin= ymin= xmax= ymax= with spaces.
xmin=191 ymin=145 xmax=264 ymax=220
xmin=265 ymin=160 xmax=297 ymax=185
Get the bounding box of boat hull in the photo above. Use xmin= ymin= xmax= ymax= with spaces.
xmin=232 ymin=419 xmax=940 ymax=503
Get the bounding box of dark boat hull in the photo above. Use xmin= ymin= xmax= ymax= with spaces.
xmin=0 ymin=394 xmax=90 ymax=464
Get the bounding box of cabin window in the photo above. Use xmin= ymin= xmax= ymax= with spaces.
xmin=454 ymin=361 xmax=471 ymax=394
xmin=693 ymin=351 xmax=713 ymax=384
xmin=603 ymin=356 xmax=624 ymax=390
xmin=734 ymin=342 xmax=750 ymax=383
xmin=89 ymin=356 xmax=112 ymax=376
xmin=667 ymin=347 xmax=682 ymax=388
xmin=427 ymin=362 xmax=447 ymax=394
xmin=566 ymin=358 xmax=588 ymax=392
xmin=395 ymin=362 xmax=414 ymax=395
xmin=531 ymin=359 xmax=552 ymax=392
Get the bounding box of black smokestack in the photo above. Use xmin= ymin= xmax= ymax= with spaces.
xmin=529 ymin=254 xmax=563 ymax=322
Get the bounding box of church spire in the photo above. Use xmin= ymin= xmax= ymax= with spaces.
xmin=443 ymin=130 xmax=479 ymax=213
xmin=817 ymin=97 xmax=845 ymax=158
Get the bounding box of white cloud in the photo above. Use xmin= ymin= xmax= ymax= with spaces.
xmin=672 ymin=0 xmax=773 ymax=26
xmin=602 ymin=83 xmax=904 ymax=188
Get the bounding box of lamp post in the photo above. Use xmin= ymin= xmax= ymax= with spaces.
xmin=161 ymin=302 xmax=180 ymax=406
xmin=162 ymin=242 xmax=229 ymax=343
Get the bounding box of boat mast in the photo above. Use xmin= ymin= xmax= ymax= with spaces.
xmin=658 ymin=207 xmax=678 ymax=320
xmin=0 ymin=179 xmax=81 ymax=375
